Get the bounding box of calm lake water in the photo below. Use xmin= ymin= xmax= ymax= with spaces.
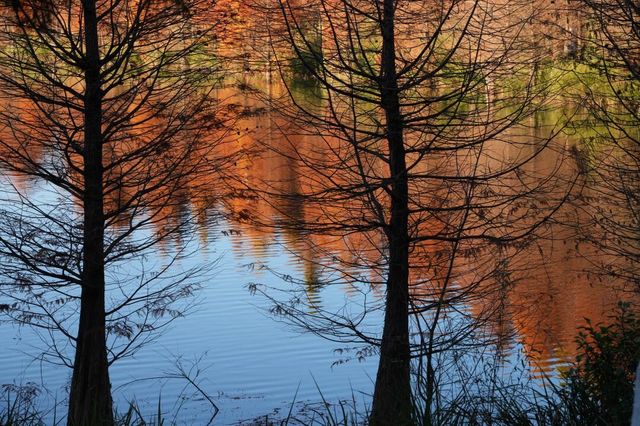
xmin=0 ymin=75 xmax=631 ymax=424
xmin=0 ymin=215 xmax=381 ymax=424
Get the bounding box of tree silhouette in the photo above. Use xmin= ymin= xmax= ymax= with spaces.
xmin=250 ymin=0 xmax=577 ymax=423
xmin=0 ymin=1 xmax=228 ymax=424
xmin=577 ymin=0 xmax=640 ymax=288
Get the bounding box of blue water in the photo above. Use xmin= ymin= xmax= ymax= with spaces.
xmin=0 ymin=216 xmax=380 ymax=424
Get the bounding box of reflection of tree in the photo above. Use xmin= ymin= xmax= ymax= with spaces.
xmin=576 ymin=0 xmax=640 ymax=290
xmin=219 ymin=77 xmax=629 ymax=384
xmin=253 ymin=0 xmax=577 ymax=423
xmin=0 ymin=1 xmax=227 ymax=424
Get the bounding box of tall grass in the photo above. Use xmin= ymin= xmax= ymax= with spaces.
xmin=0 ymin=383 xmax=49 ymax=426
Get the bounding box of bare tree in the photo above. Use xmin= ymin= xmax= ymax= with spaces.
xmin=574 ymin=0 xmax=640 ymax=288
xmin=0 ymin=1 xmax=228 ymax=424
xmin=238 ymin=0 xmax=578 ymax=424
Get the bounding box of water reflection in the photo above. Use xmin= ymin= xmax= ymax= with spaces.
xmin=211 ymin=77 xmax=631 ymax=377
xmin=0 ymin=74 xmax=633 ymax=422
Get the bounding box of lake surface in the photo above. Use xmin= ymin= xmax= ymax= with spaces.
xmin=0 ymin=215 xmax=381 ymax=424
xmin=0 ymin=73 xmax=632 ymax=424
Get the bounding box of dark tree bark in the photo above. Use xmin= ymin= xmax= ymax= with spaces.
xmin=370 ymin=0 xmax=412 ymax=423
xmin=67 ymin=1 xmax=113 ymax=424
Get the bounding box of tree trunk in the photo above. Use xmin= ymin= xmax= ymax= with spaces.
xmin=68 ymin=1 xmax=113 ymax=424
xmin=370 ymin=0 xmax=412 ymax=424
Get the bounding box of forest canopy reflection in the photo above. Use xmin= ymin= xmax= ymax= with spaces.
xmin=0 ymin=0 xmax=638 ymax=425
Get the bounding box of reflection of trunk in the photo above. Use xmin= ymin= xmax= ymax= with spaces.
xmin=370 ymin=0 xmax=412 ymax=424
xmin=68 ymin=1 xmax=113 ymax=424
